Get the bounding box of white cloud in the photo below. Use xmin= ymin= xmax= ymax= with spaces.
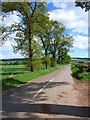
xmin=7 ymin=51 xmax=24 ymax=59
xmin=49 ymin=2 xmax=88 ymax=35
xmin=0 ymin=11 xmax=23 ymax=59
xmin=0 ymin=40 xmax=15 ymax=51
xmin=0 ymin=40 xmax=24 ymax=59
xmin=1 ymin=12 xmax=20 ymax=26
xmin=52 ymin=0 xmax=75 ymax=8
xmin=73 ymin=35 xmax=88 ymax=49
xmin=0 ymin=54 xmax=2 ymax=59
xmin=51 ymin=0 xmax=75 ymax=3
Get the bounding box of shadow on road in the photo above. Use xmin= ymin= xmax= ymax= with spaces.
xmin=2 ymin=103 xmax=90 ymax=118
xmin=2 ymin=81 xmax=70 ymax=103
xmin=2 ymin=81 xmax=90 ymax=118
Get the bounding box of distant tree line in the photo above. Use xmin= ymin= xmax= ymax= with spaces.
xmin=1 ymin=2 xmax=73 ymax=72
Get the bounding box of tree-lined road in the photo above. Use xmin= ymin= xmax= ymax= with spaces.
xmin=2 ymin=65 xmax=89 ymax=118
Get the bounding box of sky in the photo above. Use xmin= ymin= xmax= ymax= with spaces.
xmin=0 ymin=0 xmax=89 ymax=59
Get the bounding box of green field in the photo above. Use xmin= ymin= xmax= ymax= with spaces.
xmin=1 ymin=65 xmax=63 ymax=91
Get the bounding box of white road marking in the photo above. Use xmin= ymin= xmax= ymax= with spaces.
xmin=33 ymin=78 xmax=54 ymax=98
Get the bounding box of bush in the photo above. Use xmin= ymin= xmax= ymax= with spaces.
xmin=77 ymin=63 xmax=89 ymax=72
xmin=71 ymin=63 xmax=90 ymax=82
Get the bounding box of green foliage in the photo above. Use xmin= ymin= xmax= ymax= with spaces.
xmin=71 ymin=63 xmax=90 ymax=82
xmin=49 ymin=20 xmax=65 ymax=60
xmin=75 ymin=0 xmax=90 ymax=12
xmin=42 ymin=55 xmax=51 ymax=68
xmin=26 ymin=57 xmax=43 ymax=71
xmin=62 ymin=55 xmax=71 ymax=64
xmin=58 ymin=35 xmax=73 ymax=65
xmin=2 ymin=2 xmax=48 ymax=72
xmin=32 ymin=40 xmax=42 ymax=58
xmin=50 ymin=58 xmax=57 ymax=67
xmin=1 ymin=2 xmax=74 ymax=71
xmin=77 ymin=63 xmax=89 ymax=72
xmin=25 ymin=39 xmax=43 ymax=71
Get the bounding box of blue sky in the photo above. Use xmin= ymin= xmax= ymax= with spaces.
xmin=0 ymin=1 xmax=89 ymax=59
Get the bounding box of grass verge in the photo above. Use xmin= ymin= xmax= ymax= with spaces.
xmin=1 ymin=65 xmax=63 ymax=91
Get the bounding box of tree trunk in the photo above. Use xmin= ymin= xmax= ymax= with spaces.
xmin=61 ymin=57 xmax=63 ymax=64
xmin=45 ymin=61 xmax=48 ymax=69
xmin=53 ymin=53 xmax=56 ymax=59
xmin=52 ymin=52 xmax=56 ymax=67
xmin=45 ymin=49 xmax=48 ymax=69
xmin=58 ymin=56 xmax=60 ymax=65
xmin=29 ymin=28 xmax=34 ymax=72
xmin=58 ymin=49 xmax=61 ymax=65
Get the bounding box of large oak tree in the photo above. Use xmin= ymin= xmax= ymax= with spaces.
xmin=1 ymin=2 xmax=48 ymax=72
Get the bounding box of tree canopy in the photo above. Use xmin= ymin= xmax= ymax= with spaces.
xmin=75 ymin=0 xmax=90 ymax=11
xmin=1 ymin=2 xmax=74 ymax=72
xmin=1 ymin=2 xmax=48 ymax=72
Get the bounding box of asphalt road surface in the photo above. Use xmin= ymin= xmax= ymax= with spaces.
xmin=2 ymin=65 xmax=90 ymax=119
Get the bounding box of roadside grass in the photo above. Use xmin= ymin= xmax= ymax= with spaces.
xmin=71 ymin=64 xmax=90 ymax=82
xmin=1 ymin=65 xmax=63 ymax=91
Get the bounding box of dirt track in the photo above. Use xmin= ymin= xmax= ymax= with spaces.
xmin=2 ymin=65 xmax=90 ymax=119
